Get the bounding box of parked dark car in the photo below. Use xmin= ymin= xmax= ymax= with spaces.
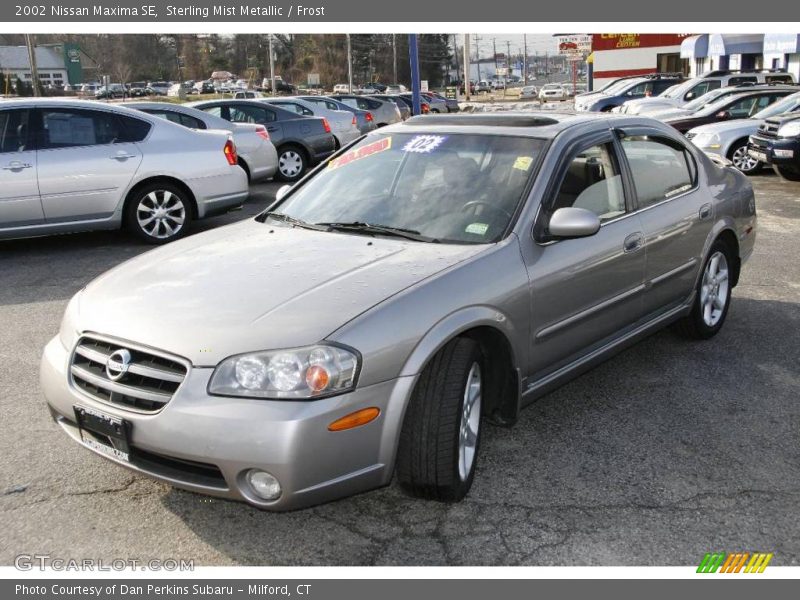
xmin=426 ymin=90 xmax=459 ymax=112
xmin=297 ymin=95 xmax=376 ymax=134
xmin=189 ymin=99 xmax=336 ymax=181
xmin=663 ymin=89 xmax=795 ymax=133
xmin=367 ymin=94 xmax=411 ymax=120
xmin=748 ymin=112 xmax=800 ymax=181
xmin=576 ymin=73 xmax=685 ymax=112
xmin=397 ymin=94 xmax=431 ymax=116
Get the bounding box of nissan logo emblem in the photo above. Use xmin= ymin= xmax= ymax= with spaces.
xmin=106 ymin=349 xmax=132 ymax=381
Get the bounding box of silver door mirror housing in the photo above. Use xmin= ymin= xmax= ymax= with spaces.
xmin=276 ymin=184 xmax=292 ymax=202
xmin=548 ymin=207 xmax=602 ymax=238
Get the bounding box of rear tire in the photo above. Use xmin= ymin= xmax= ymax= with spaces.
xmin=125 ymin=183 xmax=192 ymax=245
xmin=773 ymin=164 xmax=800 ymax=182
xmin=673 ymin=239 xmax=733 ymax=339
xmin=276 ymin=145 xmax=307 ymax=182
xmin=396 ymin=337 xmax=484 ymax=502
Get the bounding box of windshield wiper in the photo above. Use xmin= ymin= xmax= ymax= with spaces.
xmin=316 ymin=221 xmax=439 ymax=243
xmin=258 ymin=211 xmax=327 ymax=231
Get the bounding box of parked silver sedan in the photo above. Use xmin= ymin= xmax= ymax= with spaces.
xmin=258 ymin=96 xmax=362 ymax=148
xmin=0 ymin=99 xmax=248 ymax=243
xmin=42 ymin=113 xmax=756 ymax=510
xmin=122 ymin=101 xmax=279 ymax=182
xmin=330 ymin=94 xmax=403 ymax=126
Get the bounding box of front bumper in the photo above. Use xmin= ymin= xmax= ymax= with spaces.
xmin=41 ymin=336 xmax=415 ymax=511
xmin=748 ymin=134 xmax=800 ymax=166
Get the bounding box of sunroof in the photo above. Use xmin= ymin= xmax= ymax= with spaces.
xmin=404 ymin=114 xmax=560 ymax=127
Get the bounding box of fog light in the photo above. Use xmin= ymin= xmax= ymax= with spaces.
xmin=774 ymin=149 xmax=794 ymax=158
xmin=246 ymin=469 xmax=282 ymax=501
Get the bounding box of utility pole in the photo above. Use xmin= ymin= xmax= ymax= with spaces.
xmin=268 ymin=34 xmax=276 ymax=96
xmin=452 ymin=34 xmax=459 ymax=87
xmin=523 ymin=34 xmax=528 ymax=84
xmin=506 ymin=40 xmax=511 ymax=89
xmin=25 ymin=34 xmax=40 ymax=97
xmin=392 ymin=34 xmax=397 ymax=84
xmin=463 ymin=34 xmax=471 ymax=101
xmin=346 ymin=33 xmax=353 ymax=93
xmin=473 ymin=34 xmax=482 ymax=83
xmin=492 ymin=38 xmax=498 ymax=74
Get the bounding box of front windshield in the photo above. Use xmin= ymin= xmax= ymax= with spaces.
xmin=695 ymin=94 xmax=746 ymax=117
xmin=753 ymin=92 xmax=800 ymax=119
xmin=271 ymin=132 xmax=546 ymax=244
xmin=601 ymin=80 xmax=636 ymax=96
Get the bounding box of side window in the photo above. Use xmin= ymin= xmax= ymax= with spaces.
xmin=324 ymin=100 xmax=340 ymax=111
xmin=625 ymin=82 xmax=648 ymax=97
xmin=40 ymin=109 xmax=125 ymax=148
xmin=726 ymin=96 xmax=758 ymax=118
xmin=620 ymin=136 xmax=695 ymax=209
xmin=766 ymin=74 xmax=792 ymax=83
xmin=728 ymin=76 xmax=757 ymax=86
xmin=552 ymin=143 xmax=626 ymax=223
xmin=117 ymin=115 xmax=152 ymax=142
xmin=201 ymin=105 xmax=223 ymax=118
xmin=0 ymin=109 xmax=31 ymax=153
xmin=229 ymin=104 xmax=270 ymax=124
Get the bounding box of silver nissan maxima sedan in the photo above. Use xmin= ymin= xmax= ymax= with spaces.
xmin=41 ymin=113 xmax=756 ymax=510
xmin=0 ymin=99 xmax=249 ymax=244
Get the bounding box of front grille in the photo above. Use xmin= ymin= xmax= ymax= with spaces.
xmin=759 ymin=121 xmax=780 ymax=138
xmin=70 ymin=336 xmax=188 ymax=413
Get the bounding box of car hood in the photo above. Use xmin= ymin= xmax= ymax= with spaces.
xmin=77 ymin=219 xmax=485 ymax=366
xmin=688 ymin=118 xmax=760 ymax=136
xmin=647 ymin=107 xmax=692 ymax=120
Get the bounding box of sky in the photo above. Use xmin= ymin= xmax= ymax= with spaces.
xmin=452 ymin=34 xmax=566 ymax=59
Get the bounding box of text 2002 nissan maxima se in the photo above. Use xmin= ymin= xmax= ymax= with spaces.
xmin=41 ymin=113 xmax=756 ymax=510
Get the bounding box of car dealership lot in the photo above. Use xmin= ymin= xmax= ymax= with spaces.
xmin=1 ymin=176 xmax=798 ymax=566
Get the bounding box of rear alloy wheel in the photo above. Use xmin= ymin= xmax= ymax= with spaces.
xmin=396 ymin=337 xmax=484 ymax=501
xmin=126 ymin=184 xmax=191 ymax=244
xmin=729 ymin=141 xmax=760 ymax=174
xmin=773 ymin=164 xmax=800 ymax=182
xmin=673 ymin=239 xmax=733 ymax=339
xmin=276 ymin=146 xmax=307 ymax=182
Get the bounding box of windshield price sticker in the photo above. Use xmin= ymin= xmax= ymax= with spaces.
xmin=465 ymin=223 xmax=489 ymax=235
xmin=513 ymin=156 xmax=534 ymax=171
xmin=328 ymin=137 xmax=392 ymax=170
xmin=402 ymin=135 xmax=447 ymax=153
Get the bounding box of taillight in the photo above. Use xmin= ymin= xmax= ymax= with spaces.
xmin=421 ymin=103 xmax=430 ymax=114
xmin=255 ymin=125 xmax=270 ymax=141
xmin=351 ymin=115 xmax=357 ymax=126
xmin=322 ymin=118 xmax=332 ymax=133
xmin=365 ymin=112 xmax=374 ymax=122
xmin=223 ymin=138 xmax=237 ymax=166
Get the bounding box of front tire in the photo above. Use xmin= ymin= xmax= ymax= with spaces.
xmin=396 ymin=337 xmax=483 ymax=502
xmin=673 ymin=239 xmax=733 ymax=339
xmin=276 ymin=145 xmax=307 ymax=182
xmin=125 ymin=183 xmax=192 ymax=244
xmin=773 ymin=164 xmax=800 ymax=182
xmin=728 ymin=140 xmax=761 ymax=175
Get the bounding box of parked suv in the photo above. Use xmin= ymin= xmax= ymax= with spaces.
xmin=620 ymin=69 xmax=796 ymax=115
xmin=575 ymin=73 xmax=685 ymax=112
xmin=748 ymin=112 xmax=800 ymax=181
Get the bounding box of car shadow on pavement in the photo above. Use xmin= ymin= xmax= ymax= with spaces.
xmin=157 ymin=296 xmax=800 ymax=566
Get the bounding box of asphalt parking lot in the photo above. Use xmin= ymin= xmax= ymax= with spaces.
xmin=1 ymin=174 xmax=798 ymax=566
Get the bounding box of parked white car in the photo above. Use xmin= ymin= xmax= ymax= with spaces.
xmin=0 ymin=99 xmax=248 ymax=243
xmin=261 ymin=96 xmax=361 ymax=147
xmin=519 ymin=86 xmax=539 ymax=100
xmin=333 ymin=84 xmax=351 ymax=94
xmin=122 ymin=101 xmax=279 ymax=182
xmin=687 ymin=91 xmax=800 ymax=174
xmin=539 ymin=83 xmax=568 ymax=102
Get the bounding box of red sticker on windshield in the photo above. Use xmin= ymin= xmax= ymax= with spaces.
xmin=328 ymin=137 xmax=392 ymax=170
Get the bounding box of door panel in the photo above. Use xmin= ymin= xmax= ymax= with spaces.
xmin=525 ymin=140 xmax=647 ymax=379
xmin=618 ymin=132 xmax=713 ymax=314
xmin=0 ymin=108 xmax=43 ymax=228
xmin=36 ymin=108 xmax=142 ymax=222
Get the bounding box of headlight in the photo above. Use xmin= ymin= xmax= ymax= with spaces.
xmin=58 ymin=290 xmax=83 ymax=350
xmin=208 ymin=344 xmax=360 ymax=399
xmin=777 ymin=121 xmax=800 ymax=137
xmin=690 ymin=132 xmax=720 ymax=149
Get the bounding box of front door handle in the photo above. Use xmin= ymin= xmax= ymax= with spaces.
xmin=699 ymin=203 xmax=712 ymax=220
xmin=623 ymin=232 xmax=644 ymax=253
xmin=2 ymin=161 xmax=33 ymax=170
xmin=267 ymin=126 xmax=279 ymax=132
xmin=110 ymin=153 xmax=137 ymax=160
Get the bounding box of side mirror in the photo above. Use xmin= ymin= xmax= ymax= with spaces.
xmin=548 ymin=207 xmax=601 ymax=239
xmin=275 ymin=184 xmax=292 ymax=202
xmin=685 ymin=92 xmax=695 ymax=101
xmin=716 ymin=110 xmax=731 ymax=119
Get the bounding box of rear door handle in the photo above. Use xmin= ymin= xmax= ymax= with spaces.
xmin=2 ymin=161 xmax=32 ymax=170
xmin=699 ymin=203 xmax=712 ymax=220
xmin=267 ymin=126 xmax=279 ymax=132
xmin=110 ymin=153 xmax=137 ymax=160
xmin=623 ymin=232 xmax=645 ymax=253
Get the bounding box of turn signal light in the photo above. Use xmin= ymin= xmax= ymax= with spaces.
xmin=328 ymin=407 xmax=381 ymax=432
xmin=223 ymin=138 xmax=238 ymax=165
xmin=322 ymin=118 xmax=332 ymax=133
xmin=351 ymin=115 xmax=357 ymax=126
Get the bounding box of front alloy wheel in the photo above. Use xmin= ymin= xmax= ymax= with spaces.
xmin=126 ymin=184 xmax=192 ymax=244
xmin=729 ymin=142 xmax=760 ymax=174
xmin=458 ymin=362 xmax=482 ymax=482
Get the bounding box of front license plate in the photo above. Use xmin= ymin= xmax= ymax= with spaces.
xmin=749 ymin=150 xmax=767 ymax=162
xmin=74 ymin=405 xmax=131 ymax=462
